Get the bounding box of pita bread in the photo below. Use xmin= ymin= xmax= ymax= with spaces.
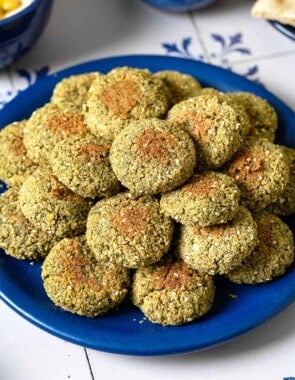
xmin=251 ymin=0 xmax=295 ymax=27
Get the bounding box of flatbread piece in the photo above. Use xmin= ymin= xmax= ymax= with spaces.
xmin=252 ymin=0 xmax=295 ymax=27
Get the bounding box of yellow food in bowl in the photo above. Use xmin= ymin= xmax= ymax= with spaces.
xmin=0 ymin=0 xmax=28 ymax=19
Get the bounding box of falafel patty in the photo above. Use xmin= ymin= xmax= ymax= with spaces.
xmin=226 ymin=137 xmax=289 ymax=211
xmin=178 ymin=206 xmax=258 ymax=275
xmin=24 ymin=103 xmax=88 ymax=163
xmin=86 ymin=192 xmax=174 ymax=268
xmin=0 ymin=120 xmax=37 ymax=187
xmin=49 ymin=134 xmax=121 ymax=199
xmin=110 ymin=119 xmax=196 ymax=195
xmin=84 ymin=66 xmax=170 ymax=140
xmin=160 ymin=171 xmax=240 ymax=226
xmin=167 ymin=92 xmax=250 ymax=170
xmin=19 ymin=169 xmax=92 ymax=238
xmin=131 ymin=258 xmax=215 ymax=326
xmin=153 ymin=70 xmax=202 ymax=105
xmin=51 ymin=72 xmax=102 ymax=112
xmin=0 ymin=189 xmax=60 ymax=260
xmin=42 ymin=236 xmax=130 ymax=317
xmin=226 ymin=212 xmax=294 ymax=283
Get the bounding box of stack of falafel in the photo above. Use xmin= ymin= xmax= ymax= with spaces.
xmin=0 ymin=67 xmax=294 ymax=326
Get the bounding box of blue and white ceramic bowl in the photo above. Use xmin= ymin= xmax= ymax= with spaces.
xmin=0 ymin=0 xmax=54 ymax=68
xmin=141 ymin=0 xmax=218 ymax=12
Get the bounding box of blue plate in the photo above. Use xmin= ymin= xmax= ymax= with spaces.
xmin=0 ymin=55 xmax=294 ymax=356
xmin=269 ymin=20 xmax=295 ymax=41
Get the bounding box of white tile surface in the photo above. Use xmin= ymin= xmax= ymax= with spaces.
xmin=10 ymin=0 xmax=199 ymax=72
xmin=86 ymin=302 xmax=295 ymax=380
xmin=1 ymin=299 xmax=295 ymax=380
xmin=232 ymin=52 xmax=295 ymax=109
xmin=0 ymin=302 xmax=91 ymax=380
xmin=191 ymin=0 xmax=295 ymax=66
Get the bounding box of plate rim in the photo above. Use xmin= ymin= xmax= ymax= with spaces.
xmin=268 ymin=20 xmax=295 ymax=41
xmin=0 ymin=54 xmax=294 ymax=356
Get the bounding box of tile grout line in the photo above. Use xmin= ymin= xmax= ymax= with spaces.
xmin=230 ymin=49 xmax=295 ymax=66
xmin=83 ymin=348 xmax=95 ymax=380
xmin=188 ymin=11 xmax=211 ymax=63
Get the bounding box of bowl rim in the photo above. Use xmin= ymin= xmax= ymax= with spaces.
xmin=0 ymin=0 xmax=48 ymax=26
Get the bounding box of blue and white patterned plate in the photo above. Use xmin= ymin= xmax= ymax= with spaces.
xmin=0 ymin=55 xmax=294 ymax=356
xmin=269 ymin=20 xmax=295 ymax=41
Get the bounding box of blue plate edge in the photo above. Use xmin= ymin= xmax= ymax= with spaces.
xmin=1 ymin=281 xmax=295 ymax=356
xmin=268 ymin=20 xmax=295 ymax=41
